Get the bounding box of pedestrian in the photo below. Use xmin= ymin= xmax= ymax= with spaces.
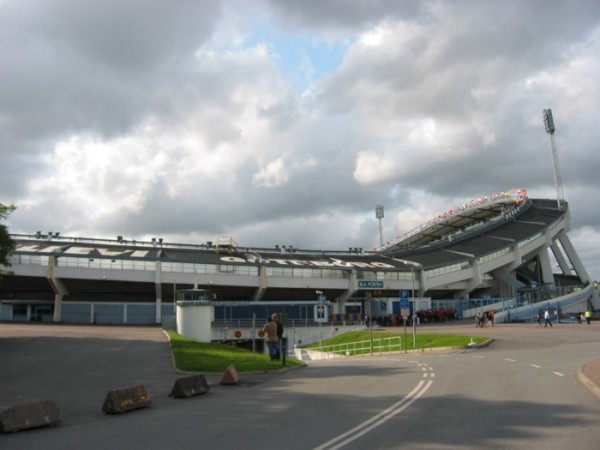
xmin=585 ymin=310 xmax=592 ymax=325
xmin=544 ymin=309 xmax=553 ymax=327
xmin=272 ymin=313 xmax=284 ymax=359
xmin=263 ymin=316 xmax=278 ymax=360
xmin=475 ymin=311 xmax=482 ymax=328
xmin=536 ymin=312 xmax=542 ymax=327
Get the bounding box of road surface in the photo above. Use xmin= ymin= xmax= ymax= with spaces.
xmin=1 ymin=322 xmax=598 ymax=449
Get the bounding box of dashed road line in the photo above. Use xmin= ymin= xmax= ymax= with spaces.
xmin=502 ymin=358 xmax=569 ymax=378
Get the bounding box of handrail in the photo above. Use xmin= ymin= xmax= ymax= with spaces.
xmin=309 ymin=336 xmax=402 ymax=356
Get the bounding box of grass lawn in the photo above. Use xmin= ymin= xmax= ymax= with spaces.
xmin=304 ymin=330 xmax=489 ymax=355
xmin=166 ymin=329 xmax=489 ymax=372
xmin=166 ymin=330 xmax=304 ymax=373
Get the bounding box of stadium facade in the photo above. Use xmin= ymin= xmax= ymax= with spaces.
xmin=1 ymin=189 xmax=598 ymax=325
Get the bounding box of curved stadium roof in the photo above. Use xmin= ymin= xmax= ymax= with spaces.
xmin=378 ymin=188 xmax=530 ymax=251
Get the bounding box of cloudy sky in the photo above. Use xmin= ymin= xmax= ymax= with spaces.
xmin=2 ymin=0 xmax=600 ymax=280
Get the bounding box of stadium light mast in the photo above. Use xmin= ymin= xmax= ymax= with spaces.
xmin=375 ymin=204 xmax=384 ymax=247
xmin=543 ymin=109 xmax=565 ymax=210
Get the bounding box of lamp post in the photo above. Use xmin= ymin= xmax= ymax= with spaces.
xmin=543 ymin=108 xmax=565 ymax=210
xmin=316 ymin=291 xmax=324 ymax=346
xmin=392 ymin=258 xmax=422 ymax=351
xmin=375 ymin=204 xmax=384 ymax=247
xmin=411 ymin=265 xmax=417 ymax=348
xmin=367 ymin=291 xmax=373 ymax=355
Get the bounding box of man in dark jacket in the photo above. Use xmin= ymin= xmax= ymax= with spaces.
xmin=263 ymin=317 xmax=278 ymax=360
xmin=272 ymin=313 xmax=284 ymax=359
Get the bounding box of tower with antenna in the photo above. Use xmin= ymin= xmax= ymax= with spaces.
xmin=543 ymin=108 xmax=565 ymax=210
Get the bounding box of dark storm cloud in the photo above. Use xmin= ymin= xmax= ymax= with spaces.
xmin=0 ymin=0 xmax=223 ymax=196
xmin=267 ymin=0 xmax=423 ymax=30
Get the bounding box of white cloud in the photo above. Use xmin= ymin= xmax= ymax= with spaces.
xmin=253 ymin=158 xmax=289 ymax=187
xmin=2 ymin=0 xmax=600 ymax=282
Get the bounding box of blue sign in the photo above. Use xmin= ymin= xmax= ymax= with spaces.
xmin=358 ymin=280 xmax=384 ymax=289
xmin=400 ymin=290 xmax=410 ymax=308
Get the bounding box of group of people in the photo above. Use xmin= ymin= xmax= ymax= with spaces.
xmin=263 ymin=313 xmax=284 ymax=360
xmin=536 ymin=309 xmax=594 ymax=327
xmin=367 ymin=308 xmax=459 ymax=328
xmin=475 ymin=310 xmax=495 ymax=328
xmin=578 ymin=310 xmax=593 ymax=324
xmin=414 ymin=307 xmax=458 ymax=324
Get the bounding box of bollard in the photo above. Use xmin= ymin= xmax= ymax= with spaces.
xmin=0 ymin=400 xmax=61 ymax=433
xmin=102 ymin=385 xmax=152 ymax=414
xmin=170 ymin=374 xmax=210 ymax=398
xmin=220 ymin=365 xmax=240 ymax=385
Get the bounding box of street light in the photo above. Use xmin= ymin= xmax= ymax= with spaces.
xmin=316 ymin=291 xmax=324 ymax=346
xmin=391 ymin=258 xmax=422 ymax=352
xmin=391 ymin=258 xmax=422 ymax=301
xmin=375 ymin=205 xmax=384 ymax=247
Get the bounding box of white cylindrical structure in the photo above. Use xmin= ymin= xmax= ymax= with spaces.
xmin=176 ymin=302 xmax=213 ymax=342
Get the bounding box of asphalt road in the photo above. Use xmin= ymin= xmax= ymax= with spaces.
xmin=1 ymin=322 xmax=599 ymax=449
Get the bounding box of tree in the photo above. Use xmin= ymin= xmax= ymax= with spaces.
xmin=0 ymin=203 xmax=16 ymax=273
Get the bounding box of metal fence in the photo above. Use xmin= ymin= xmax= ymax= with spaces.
xmin=309 ymin=336 xmax=402 ymax=356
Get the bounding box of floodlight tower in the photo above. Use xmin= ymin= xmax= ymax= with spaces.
xmin=375 ymin=204 xmax=384 ymax=247
xmin=543 ymin=109 xmax=565 ymax=210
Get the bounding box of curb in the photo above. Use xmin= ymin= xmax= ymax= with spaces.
xmin=577 ymin=362 xmax=600 ymax=400
xmin=467 ymin=337 xmax=494 ymax=349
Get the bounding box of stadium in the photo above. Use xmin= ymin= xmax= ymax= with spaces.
xmin=1 ymin=188 xmax=598 ymax=331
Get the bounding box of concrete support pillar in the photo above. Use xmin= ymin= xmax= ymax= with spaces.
xmin=252 ymin=266 xmax=266 ymax=301
xmin=538 ymin=249 xmax=554 ymax=284
xmin=415 ymin=268 xmax=425 ymax=296
xmin=511 ymin=243 xmax=522 ymax=270
xmin=155 ymin=260 xmax=162 ymax=324
xmin=551 ymin=241 xmax=571 ymax=275
xmin=47 ymin=256 xmax=68 ymax=323
xmin=468 ymin=260 xmax=482 ymax=292
xmin=559 ymin=232 xmax=591 ymax=283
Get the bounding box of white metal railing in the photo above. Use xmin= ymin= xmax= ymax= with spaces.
xmin=309 ymin=336 xmax=402 ymax=356
xmin=213 ymin=318 xmax=331 ymax=327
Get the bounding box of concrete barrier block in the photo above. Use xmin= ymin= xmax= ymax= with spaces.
xmin=220 ymin=364 xmax=240 ymax=385
xmin=169 ymin=374 xmax=210 ymax=398
xmin=0 ymin=400 xmax=61 ymax=433
xmin=102 ymin=385 xmax=152 ymax=414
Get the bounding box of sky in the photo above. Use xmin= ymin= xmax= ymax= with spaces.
xmin=1 ymin=0 xmax=600 ymax=281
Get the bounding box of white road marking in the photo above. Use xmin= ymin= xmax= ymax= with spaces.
xmin=553 ymin=372 xmax=565 ymax=377
xmin=530 ymin=364 xmax=541 ymax=368
xmin=313 ymin=378 xmax=434 ymax=450
xmin=505 ymin=358 xmax=516 ymax=362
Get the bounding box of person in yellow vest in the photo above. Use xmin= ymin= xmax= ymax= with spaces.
xmin=584 ymin=310 xmax=592 ymax=325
